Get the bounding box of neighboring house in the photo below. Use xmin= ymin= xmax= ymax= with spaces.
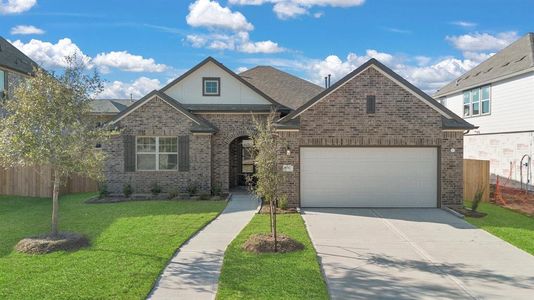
xmin=0 ymin=36 xmax=39 ymax=108
xmin=103 ymin=56 xmax=474 ymax=208
xmin=435 ymin=32 xmax=534 ymax=186
xmin=90 ymin=99 xmax=137 ymax=126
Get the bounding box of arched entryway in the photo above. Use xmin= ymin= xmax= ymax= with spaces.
xmin=228 ymin=136 xmax=255 ymax=189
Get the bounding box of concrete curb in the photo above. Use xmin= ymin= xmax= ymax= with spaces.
xmin=442 ymin=206 xmax=465 ymax=219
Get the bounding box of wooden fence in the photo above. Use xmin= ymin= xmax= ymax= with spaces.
xmin=0 ymin=165 xmax=98 ymax=198
xmin=464 ymin=159 xmax=490 ymax=202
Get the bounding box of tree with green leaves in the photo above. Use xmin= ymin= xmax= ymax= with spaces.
xmin=248 ymin=112 xmax=286 ymax=251
xmin=0 ymin=56 xmax=109 ymax=237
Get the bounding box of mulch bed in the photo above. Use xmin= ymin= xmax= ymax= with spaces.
xmin=491 ymin=184 xmax=534 ymax=216
xmin=86 ymin=193 xmax=229 ymax=204
xmin=243 ymin=233 xmax=304 ymax=253
xmin=451 ymin=207 xmax=487 ymax=218
xmin=259 ymin=205 xmax=297 ymax=214
xmin=15 ymin=232 xmax=90 ymax=254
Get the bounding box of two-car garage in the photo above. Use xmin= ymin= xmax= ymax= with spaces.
xmin=300 ymin=147 xmax=438 ymax=208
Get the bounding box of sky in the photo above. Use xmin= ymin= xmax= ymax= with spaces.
xmin=1 ymin=0 xmax=533 ymax=99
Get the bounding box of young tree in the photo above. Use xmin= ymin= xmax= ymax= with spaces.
xmin=0 ymin=56 xmax=108 ymax=237
xmin=248 ymin=111 xmax=285 ymax=251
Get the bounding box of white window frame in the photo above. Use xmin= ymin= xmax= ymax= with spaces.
xmin=463 ymin=85 xmax=491 ymax=118
xmin=203 ymin=77 xmax=220 ymax=96
xmin=136 ymin=136 xmax=178 ymax=171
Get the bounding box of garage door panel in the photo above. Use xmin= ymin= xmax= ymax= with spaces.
xmin=300 ymin=147 xmax=437 ymax=208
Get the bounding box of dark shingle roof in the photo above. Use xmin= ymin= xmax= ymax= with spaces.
xmin=239 ymin=66 xmax=324 ymax=110
xmin=90 ymin=99 xmax=137 ymax=114
xmin=182 ymin=104 xmax=273 ymax=112
xmin=0 ymin=36 xmax=39 ymax=75
xmin=434 ymin=32 xmax=534 ymax=97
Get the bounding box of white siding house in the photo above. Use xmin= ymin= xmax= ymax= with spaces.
xmin=435 ymin=32 xmax=534 ymax=187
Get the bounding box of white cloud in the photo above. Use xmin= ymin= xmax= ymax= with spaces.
xmin=10 ymin=25 xmax=45 ymax=35
xmin=229 ymin=0 xmax=365 ymax=19
xmin=11 ymin=38 xmax=92 ymax=69
xmin=446 ymin=31 xmax=519 ymax=52
xmin=11 ymin=38 xmax=168 ymax=74
xmin=93 ymin=51 xmax=167 ymax=73
xmin=186 ymin=0 xmax=254 ymax=31
xmin=236 ymin=66 xmax=249 ymax=73
xmin=451 ymin=21 xmax=477 ymax=28
xmin=273 ymin=2 xmax=307 ymax=19
xmin=186 ymin=31 xmax=284 ymax=54
xmin=0 ymin=0 xmax=36 ymax=15
xmin=98 ymin=77 xmax=161 ymax=99
xmin=306 ymin=50 xmax=395 ymax=84
xmin=278 ymin=49 xmax=484 ymax=93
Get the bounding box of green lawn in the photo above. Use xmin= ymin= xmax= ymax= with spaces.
xmin=0 ymin=193 xmax=226 ymax=300
xmin=465 ymin=201 xmax=534 ymax=255
xmin=216 ymin=214 xmax=328 ymax=300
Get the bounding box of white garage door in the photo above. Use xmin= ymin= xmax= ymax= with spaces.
xmin=300 ymin=147 xmax=438 ymax=207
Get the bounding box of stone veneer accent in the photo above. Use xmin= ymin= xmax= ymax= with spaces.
xmin=277 ymin=67 xmax=465 ymax=208
xmin=103 ymin=96 xmax=211 ymax=194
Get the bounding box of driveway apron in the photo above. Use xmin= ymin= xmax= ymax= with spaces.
xmin=302 ymin=208 xmax=534 ymax=300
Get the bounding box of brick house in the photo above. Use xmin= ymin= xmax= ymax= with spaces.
xmin=102 ymin=57 xmax=474 ymax=208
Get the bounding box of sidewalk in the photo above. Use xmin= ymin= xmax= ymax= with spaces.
xmin=148 ymin=193 xmax=259 ymax=300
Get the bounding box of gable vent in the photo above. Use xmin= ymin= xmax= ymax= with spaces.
xmin=366 ymin=95 xmax=376 ymax=114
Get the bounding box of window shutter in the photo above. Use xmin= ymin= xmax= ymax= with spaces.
xmin=178 ymin=135 xmax=190 ymax=172
xmin=366 ymin=95 xmax=376 ymax=114
xmin=123 ymin=135 xmax=136 ymax=172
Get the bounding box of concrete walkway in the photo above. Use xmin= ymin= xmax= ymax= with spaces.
xmin=148 ymin=193 xmax=259 ymax=300
xmin=303 ymin=208 xmax=534 ymax=300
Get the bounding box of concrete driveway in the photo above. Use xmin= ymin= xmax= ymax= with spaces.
xmin=302 ymin=208 xmax=534 ymax=300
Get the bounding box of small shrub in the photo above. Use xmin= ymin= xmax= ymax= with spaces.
xmin=150 ymin=182 xmax=162 ymax=195
xmin=169 ymin=188 xmax=179 ymax=199
xmin=187 ymin=182 xmax=198 ymax=196
xmin=211 ymin=182 xmax=222 ymax=196
xmin=98 ymin=183 xmax=109 ymax=199
xmin=471 ymin=186 xmax=485 ymax=212
xmin=199 ymin=193 xmax=211 ymax=200
xmin=278 ymin=194 xmax=288 ymax=210
xmin=123 ymin=182 xmax=133 ymax=198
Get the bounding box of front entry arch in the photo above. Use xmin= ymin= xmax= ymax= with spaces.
xmin=229 ymin=136 xmax=254 ymax=189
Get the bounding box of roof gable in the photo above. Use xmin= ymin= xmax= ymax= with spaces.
xmin=435 ymin=33 xmax=534 ymax=97
xmin=110 ymin=90 xmax=217 ymax=133
xmin=160 ymin=57 xmax=288 ymax=109
xmin=278 ymin=58 xmax=475 ymax=130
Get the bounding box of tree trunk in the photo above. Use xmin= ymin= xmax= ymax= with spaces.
xmin=51 ymin=170 xmax=60 ymax=237
xmin=273 ymin=197 xmax=277 ymax=252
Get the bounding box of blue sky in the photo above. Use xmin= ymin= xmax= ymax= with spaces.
xmin=1 ymin=0 xmax=533 ymax=98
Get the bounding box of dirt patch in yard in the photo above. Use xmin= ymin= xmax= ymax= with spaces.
xmin=243 ymin=233 xmax=304 ymax=253
xmin=15 ymin=232 xmax=90 ymax=254
xmin=451 ymin=207 xmax=487 ymax=218
xmin=491 ymin=184 xmax=534 ymax=216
